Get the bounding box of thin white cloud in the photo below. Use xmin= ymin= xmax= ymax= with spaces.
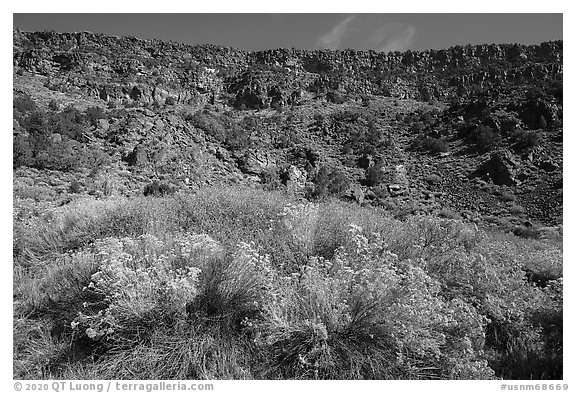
xmin=381 ymin=26 xmax=416 ymax=52
xmin=317 ymin=16 xmax=416 ymax=52
xmin=317 ymin=15 xmax=355 ymax=50
xmin=370 ymin=22 xmax=416 ymax=52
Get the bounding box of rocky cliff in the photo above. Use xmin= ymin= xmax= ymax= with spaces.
xmin=13 ymin=29 xmax=562 ymax=108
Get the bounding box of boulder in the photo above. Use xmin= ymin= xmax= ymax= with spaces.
xmin=470 ymin=150 xmax=521 ymax=186
xmin=237 ymin=150 xmax=274 ymax=175
xmin=50 ymin=133 xmax=63 ymax=144
xmin=346 ymin=185 xmax=365 ymax=204
xmin=388 ymin=183 xmax=405 ymax=196
xmin=129 ymin=86 xmax=144 ymax=101
xmin=519 ymin=98 xmax=559 ymax=129
xmin=357 ymin=154 xmax=374 ymax=169
xmin=97 ymin=118 xmax=110 ymax=131
xmin=538 ymin=159 xmax=560 ymax=173
xmin=393 ymin=164 xmax=409 ymax=187
xmin=285 ymin=165 xmax=307 ymax=193
xmin=124 ymin=144 xmax=148 ymax=166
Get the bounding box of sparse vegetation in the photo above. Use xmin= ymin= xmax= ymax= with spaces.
xmin=513 ymin=130 xmax=541 ymax=150
xmin=469 ymin=125 xmax=503 ymax=153
xmin=307 ymin=165 xmax=350 ymax=199
xmin=143 ymin=180 xmax=177 ymax=197
xmin=509 ymin=204 xmax=526 ymax=215
xmin=13 ymin=97 xmax=111 ymax=170
xmin=410 ymin=136 xmax=449 ymax=154
xmin=364 ymin=161 xmax=386 ymax=186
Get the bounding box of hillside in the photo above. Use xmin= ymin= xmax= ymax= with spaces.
xmin=13 ymin=29 xmax=563 ymax=229
xmin=13 ymin=30 xmax=563 ymax=380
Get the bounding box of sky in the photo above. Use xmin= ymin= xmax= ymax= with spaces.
xmin=13 ymin=14 xmax=563 ymax=53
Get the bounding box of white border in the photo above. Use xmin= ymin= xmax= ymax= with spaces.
xmin=3 ymin=4 xmax=571 ymax=392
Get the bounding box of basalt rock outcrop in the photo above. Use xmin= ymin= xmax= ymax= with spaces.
xmin=13 ymin=29 xmax=562 ymax=109
xmin=470 ymin=150 xmax=521 ymax=186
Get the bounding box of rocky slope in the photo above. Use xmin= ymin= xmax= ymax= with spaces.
xmin=13 ymin=29 xmax=563 ymax=231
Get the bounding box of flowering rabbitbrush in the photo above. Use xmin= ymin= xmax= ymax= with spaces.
xmin=72 ymin=233 xmax=215 ymax=344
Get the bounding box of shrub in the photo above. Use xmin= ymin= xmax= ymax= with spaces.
xmin=425 ymin=174 xmax=442 ymax=185
xmin=308 ymin=200 xmax=395 ymax=260
xmin=13 ymin=135 xmax=34 ymax=168
xmin=508 ymin=205 xmax=526 ymax=215
xmin=307 ymin=165 xmax=350 ymax=199
xmin=187 ymin=241 xmax=274 ymax=332
xmin=361 ymin=95 xmax=372 ymax=107
xmin=469 ymin=125 xmax=502 ymax=152
xmin=364 ymin=163 xmax=385 ymax=186
xmin=411 ymin=136 xmax=449 ymax=154
xmin=257 ymin=226 xmax=404 ymax=378
xmin=255 ymin=224 xmax=495 ymax=379
xmin=143 ymin=180 xmax=176 ymax=197
xmin=387 ymin=216 xmax=482 ymax=263
xmin=353 ymin=116 xmax=390 ymax=155
xmin=330 ymin=109 xmax=361 ymax=125
xmin=54 ymin=105 xmax=87 ymax=140
xmin=423 ymin=137 xmax=449 ymax=153
xmin=225 ymin=123 xmax=253 ymax=151
xmin=72 ymin=234 xmax=204 ymax=348
xmin=21 ymin=110 xmax=51 ymax=154
xmin=501 ymin=191 xmax=516 ymax=202
xmin=14 ymin=94 xmax=38 ymax=114
xmin=513 ymin=226 xmax=541 ymax=239
xmin=438 ymin=208 xmax=461 ymax=220
xmin=187 ymin=111 xmax=227 ymax=142
xmin=260 ymin=165 xmax=283 ymax=190
xmin=48 ymin=99 xmax=60 ymax=111
xmin=513 ymin=130 xmax=541 ymax=150
xmin=19 ymin=231 xmax=273 ymax=377
xmin=69 ymin=180 xmax=84 ymax=194
xmin=84 ymin=106 xmax=107 ymax=127
xmin=497 ymin=112 xmax=521 ymax=136
xmin=34 ymin=141 xmax=83 ymax=171
xmin=410 ymin=121 xmax=424 ymax=133
xmin=277 ymin=202 xmax=319 ymax=257
xmin=14 ymin=104 xmax=112 ymax=171
xmin=164 ymin=96 xmax=176 ymax=106
xmin=538 ymin=116 xmax=548 ymax=130
xmin=326 ymin=90 xmax=347 ymax=104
